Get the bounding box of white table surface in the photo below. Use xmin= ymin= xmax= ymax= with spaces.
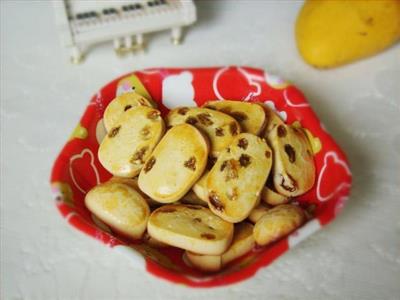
xmin=1 ymin=1 xmax=400 ymax=299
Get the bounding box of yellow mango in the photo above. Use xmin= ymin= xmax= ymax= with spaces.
xmin=296 ymin=0 xmax=400 ymax=68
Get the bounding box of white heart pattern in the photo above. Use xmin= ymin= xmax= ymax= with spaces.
xmin=317 ymin=151 xmax=351 ymax=202
xmin=69 ymin=148 xmax=100 ymax=194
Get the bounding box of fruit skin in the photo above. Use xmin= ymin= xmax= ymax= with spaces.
xmin=295 ymin=0 xmax=400 ymax=68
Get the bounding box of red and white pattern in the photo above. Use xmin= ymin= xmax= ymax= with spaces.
xmin=50 ymin=66 xmax=352 ymax=287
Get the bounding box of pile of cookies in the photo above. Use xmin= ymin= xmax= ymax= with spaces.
xmin=85 ymin=91 xmax=316 ymax=272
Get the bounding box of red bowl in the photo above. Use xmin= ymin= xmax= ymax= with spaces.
xmin=50 ymin=66 xmax=351 ymax=287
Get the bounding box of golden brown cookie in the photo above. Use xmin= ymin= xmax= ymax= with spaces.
xmin=253 ymin=204 xmax=305 ymax=246
xmin=261 ymin=186 xmax=290 ymax=206
xmin=206 ymin=133 xmax=272 ymax=223
xmin=184 ymin=222 xmax=255 ymax=272
xmin=166 ymin=107 xmax=241 ymax=156
xmin=85 ymin=181 xmax=150 ymax=240
xmin=103 ymin=92 xmax=156 ymax=132
xmin=192 ymin=170 xmax=209 ymax=202
xmin=98 ymin=106 xmax=165 ymax=178
xmin=261 ymin=104 xmax=286 ymax=137
xmin=147 ymin=204 xmax=234 ymax=255
xmin=203 ymin=100 xmax=266 ymax=135
xmin=248 ymin=204 xmax=270 ymax=223
xmin=268 ymin=124 xmax=316 ymax=197
xmin=138 ymin=124 xmax=209 ymax=203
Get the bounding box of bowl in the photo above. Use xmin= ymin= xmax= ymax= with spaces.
xmin=50 ymin=66 xmax=352 ymax=287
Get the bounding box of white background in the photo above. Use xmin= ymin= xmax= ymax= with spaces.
xmin=1 ymin=1 xmax=400 ymax=299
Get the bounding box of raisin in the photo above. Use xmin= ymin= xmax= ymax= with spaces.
xmin=193 ymin=218 xmax=202 ymax=223
xmin=225 ymin=159 xmax=239 ymax=181
xmin=184 ymin=156 xmax=196 ymax=171
xmin=220 ymin=160 xmax=228 ymax=172
xmin=231 ymin=111 xmax=248 ymax=122
xmin=197 ymin=113 xmax=213 ymax=126
xmin=280 ymin=173 xmax=297 ymax=192
xmin=201 ymin=233 xmax=216 ymax=240
xmin=277 ymin=125 xmax=287 ymax=137
xmin=108 ymin=126 xmax=121 ymax=138
xmin=144 ymin=156 xmax=156 ymax=173
xmin=306 ymin=149 xmax=312 ymax=157
xmin=147 ymin=110 xmax=160 ymax=120
xmin=209 ymin=192 xmax=224 ymax=211
xmin=284 ymin=144 xmax=296 ymax=163
xmin=215 ymin=127 xmax=224 ymax=136
xmin=229 ymin=122 xmax=239 ymax=135
xmin=239 ymin=154 xmax=251 ymax=167
xmin=130 ymin=146 xmax=148 ymax=164
xmin=177 ymin=107 xmax=189 ymax=115
xmin=265 ymin=150 xmax=271 ymax=158
xmin=219 ymin=107 xmax=232 ymax=114
xmin=124 ymin=105 xmax=132 ymax=111
xmin=185 ymin=116 xmax=198 ymax=125
xmin=238 ymin=138 xmax=248 ymax=150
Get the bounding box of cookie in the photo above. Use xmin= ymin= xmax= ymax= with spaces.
xmin=85 ymin=181 xmax=150 ymax=240
xmin=138 ymin=124 xmax=209 ymax=203
xmin=192 ymin=170 xmax=209 ymax=202
xmin=180 ymin=190 xmax=208 ymax=206
xmin=147 ymin=204 xmax=234 ymax=255
xmin=98 ymin=106 xmax=165 ymax=178
xmin=108 ymin=177 xmax=159 ymax=207
xmin=268 ymin=124 xmax=316 ymax=197
xmin=261 ymin=187 xmax=289 ymax=206
xmin=103 ymin=92 xmax=156 ymax=132
xmin=206 ymin=133 xmax=272 ymax=223
xmin=253 ymin=204 xmax=305 ymax=246
xmin=261 ymin=103 xmax=286 ymax=137
xmin=166 ymin=107 xmax=241 ymax=155
xmin=184 ymin=222 xmax=255 ymax=271
xmin=221 ymin=222 xmax=255 ymax=266
xmin=248 ymin=204 xmax=270 ymax=223
xmin=204 ymin=100 xmax=266 ymax=135
xmin=184 ymin=251 xmax=221 ymax=272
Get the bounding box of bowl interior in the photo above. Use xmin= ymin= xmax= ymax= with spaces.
xmin=50 ymin=66 xmax=351 ymax=287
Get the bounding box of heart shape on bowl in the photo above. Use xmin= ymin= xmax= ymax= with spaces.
xmin=50 ymin=66 xmax=351 ymax=287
